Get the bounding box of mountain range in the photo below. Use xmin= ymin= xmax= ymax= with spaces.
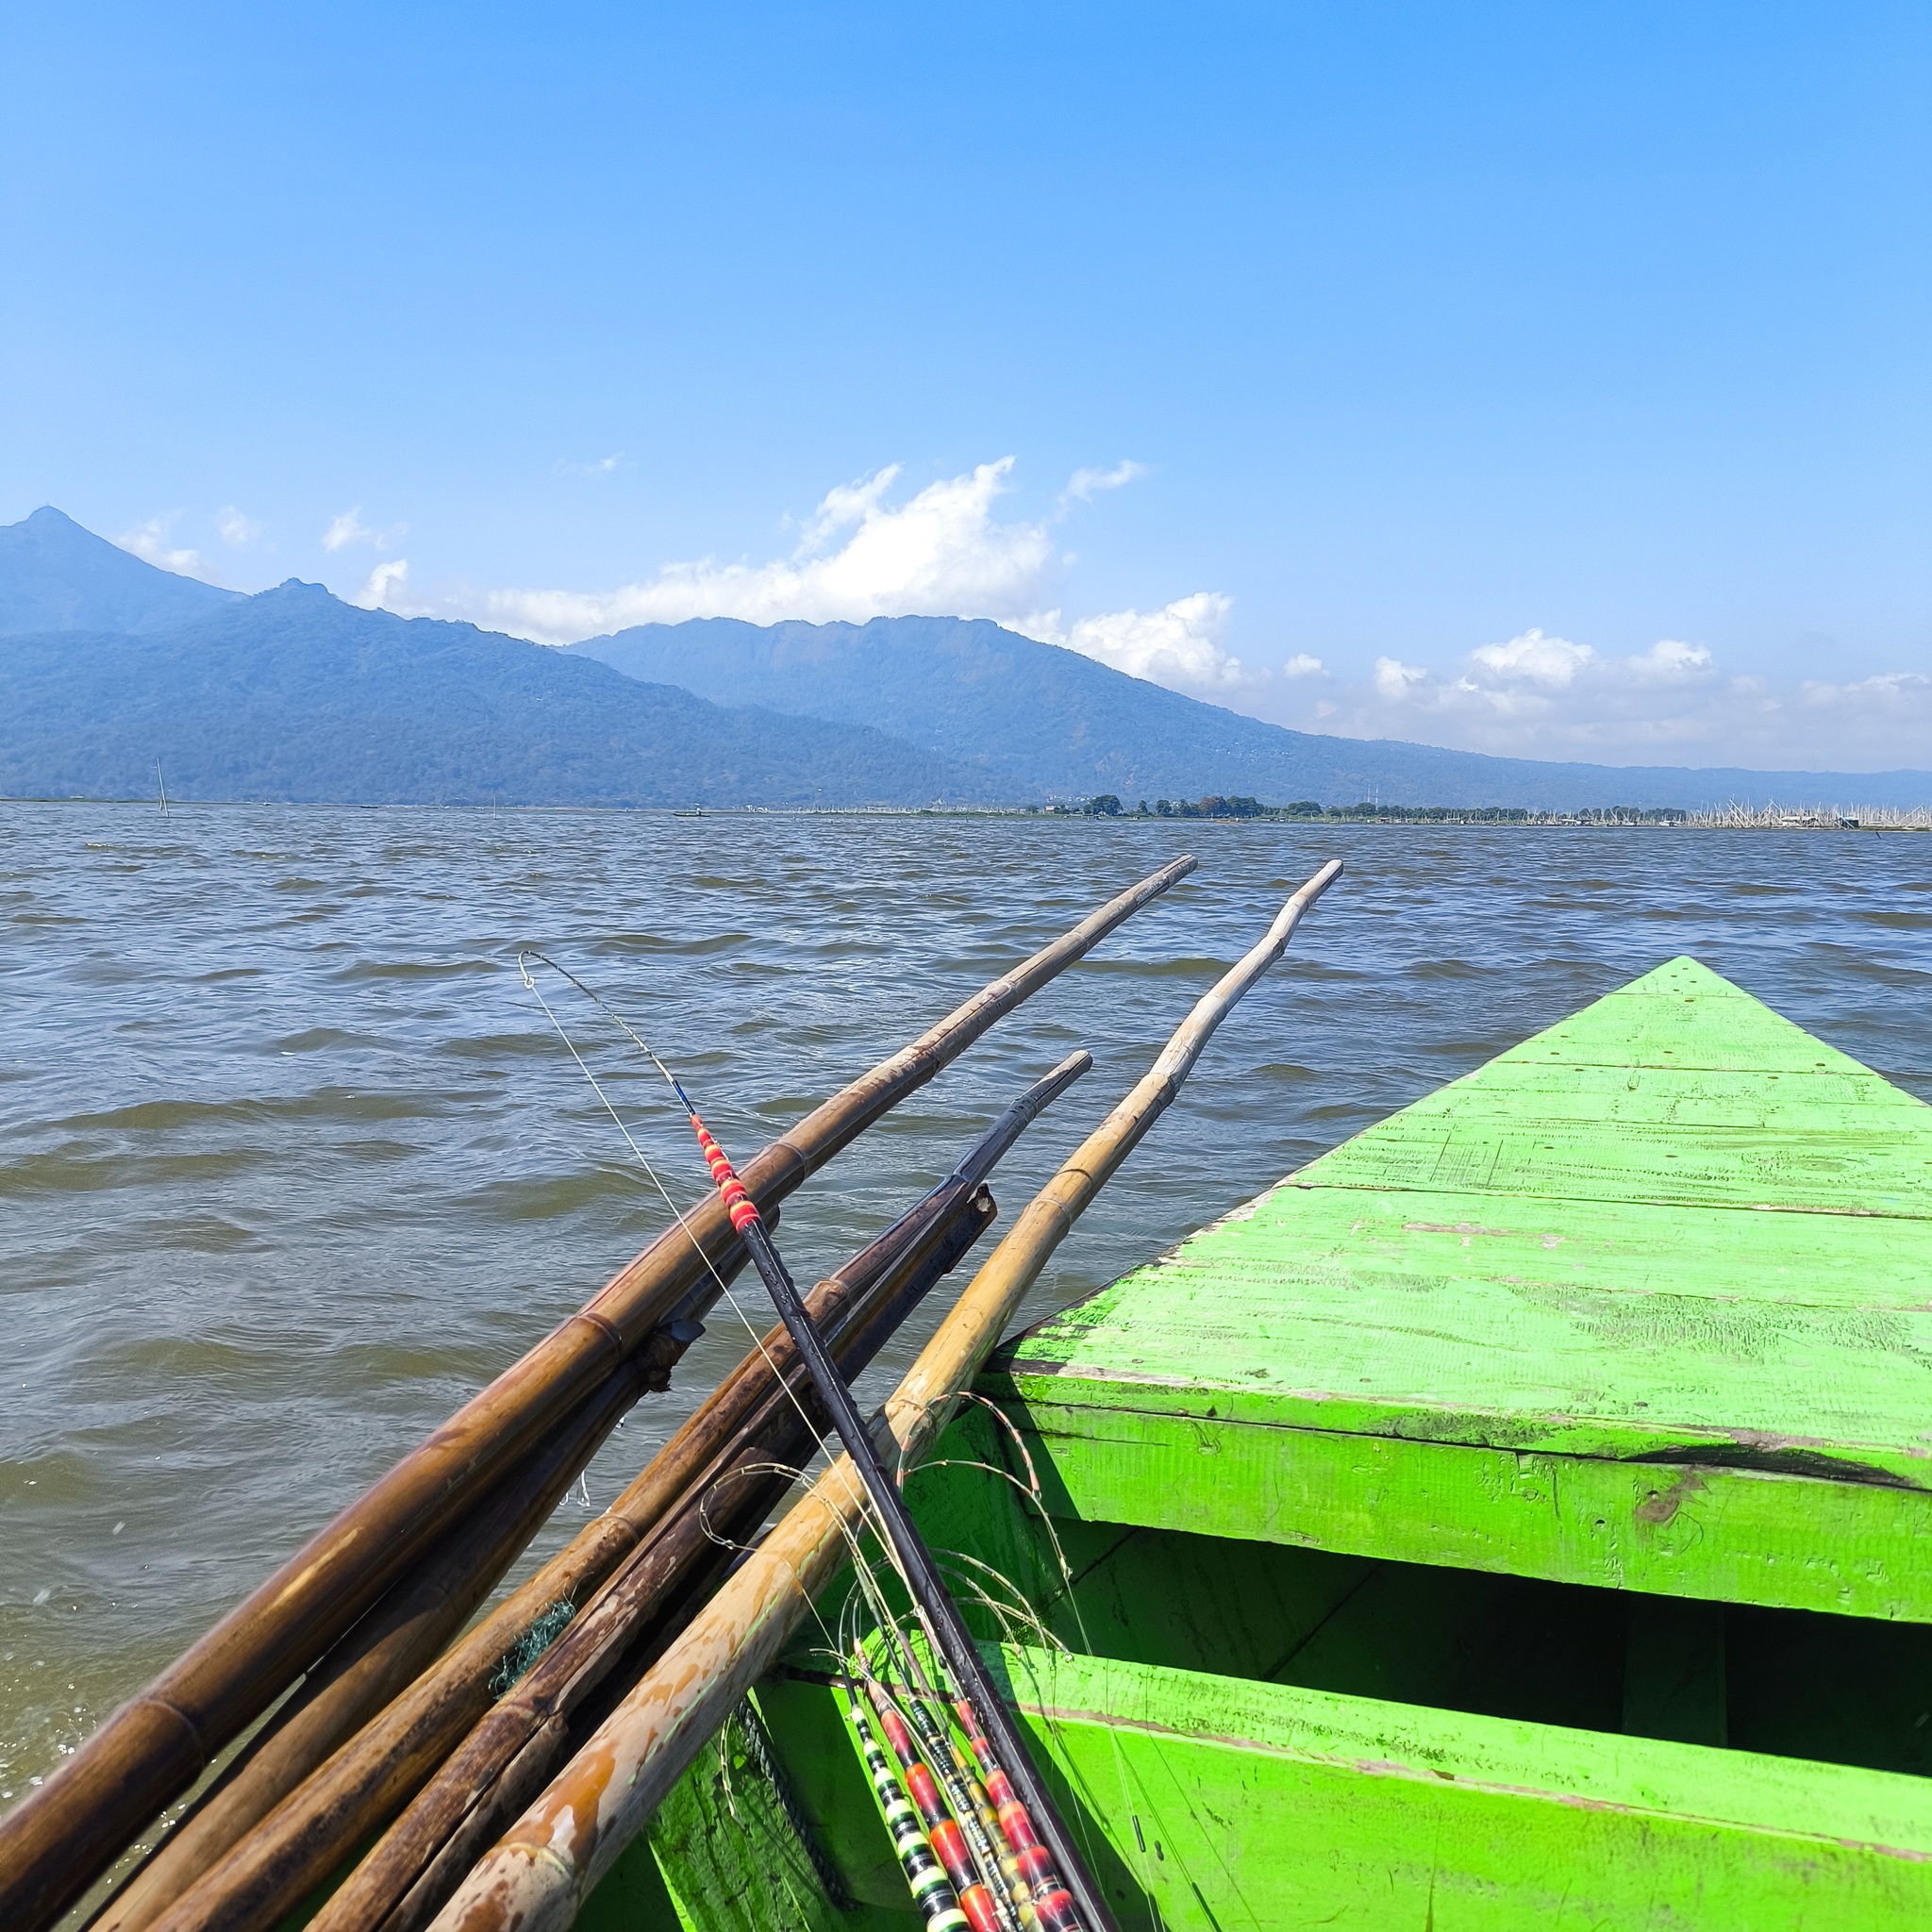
xmin=0 ymin=512 xmax=983 ymax=808
xmin=3 ymin=507 xmax=1925 ymax=810
xmin=572 ymin=615 xmax=1932 ymax=811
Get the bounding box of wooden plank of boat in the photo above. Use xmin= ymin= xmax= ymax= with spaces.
xmin=983 ymin=955 xmax=1932 ymax=1620
xmin=953 ymin=1645 xmax=1932 ymax=1929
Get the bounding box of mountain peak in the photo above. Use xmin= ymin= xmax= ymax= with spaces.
xmin=0 ymin=506 xmax=241 ymax=637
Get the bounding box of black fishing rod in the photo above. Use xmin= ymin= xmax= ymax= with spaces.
xmin=522 ymin=955 xmax=1120 ymax=1932
xmin=687 ymin=1119 xmax=1118 ymax=1932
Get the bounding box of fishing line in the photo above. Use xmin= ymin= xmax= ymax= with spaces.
xmin=518 ymin=953 xmax=885 ymax=1555
xmin=522 ymin=951 xmax=900 ymax=1766
xmin=522 ymin=949 xmax=752 ymax=1134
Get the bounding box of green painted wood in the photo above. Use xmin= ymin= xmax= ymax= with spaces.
xmin=1391 ymin=1064 xmax=1932 ymax=1128
xmin=901 ymin=1431 xmax=1932 ymax=1768
xmin=1300 ymin=958 xmax=1931 ymax=1213
xmin=991 ymin=957 xmax=1932 ymax=1611
xmin=994 ymin=1397 xmax=1932 ymax=1619
xmin=764 ymin=1408 xmax=1932 ymax=1927
xmin=986 ymin=1641 xmax=1932 ymax=1931
xmin=588 ymin=1693 xmax=858 ymax=1932
xmin=993 ymin=1192 xmax=1932 ymax=1472
xmin=1297 ymin=1117 xmax=1932 ymax=1215
xmin=774 ymin=1626 xmax=1932 ymax=1932
xmin=660 ymin=962 xmax=1932 ymax=1925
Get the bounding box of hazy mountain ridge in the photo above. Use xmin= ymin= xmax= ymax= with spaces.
xmin=0 ymin=507 xmax=241 ymax=635
xmin=0 ymin=576 xmax=992 ymax=808
xmin=570 ymin=614 xmax=1932 ymax=811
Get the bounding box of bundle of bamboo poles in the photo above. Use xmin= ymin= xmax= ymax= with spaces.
xmin=425 ymin=858 xmax=1342 ymax=1932
xmin=0 ymin=857 xmax=1193 ymax=1932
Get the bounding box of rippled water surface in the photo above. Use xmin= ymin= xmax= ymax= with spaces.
xmin=3 ymin=803 xmax=1928 ymax=1808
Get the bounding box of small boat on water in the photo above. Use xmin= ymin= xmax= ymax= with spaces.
xmin=8 ymin=873 xmax=1927 ymax=1932
xmin=612 ymin=957 xmax=1932 ymax=1929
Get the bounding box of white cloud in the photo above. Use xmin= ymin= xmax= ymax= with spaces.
xmin=444 ymin=458 xmax=1248 ymax=699
xmin=1356 ymin=631 xmax=1732 ymax=741
xmin=795 ymin=464 xmax=904 ymax=552
xmin=1028 ymin=593 xmax=1251 ymax=689
xmin=1803 ymin=670 xmax=1931 ymax=708
xmin=116 ymin=516 xmax=217 ymax=582
xmin=1283 ymin=653 xmax=1325 ymax=678
xmin=1373 ymin=656 xmax=1429 ymax=701
xmin=478 ymin=459 xmax=1060 ymax=641
xmin=215 ymin=507 xmax=262 ymax=546
xmin=324 ymin=507 xmax=405 ymax=553
xmin=459 ymin=461 xmax=1243 ymax=699
xmin=1458 ymin=629 xmax=1716 ymax=695
xmin=323 ymin=508 xmax=374 ymax=552
xmin=1627 ymin=638 xmax=1712 ymax=681
xmin=554 ymin=453 xmax=626 ymax=477
xmin=354 ymin=558 xmax=411 ymax=610
xmin=1467 ymin=626 xmax=1595 ymax=687
xmin=1257 ymin=626 xmax=1931 ymax=770
xmin=1061 ymin=459 xmax=1149 ymax=505
xmin=1791 ymin=671 xmax=1932 ymax=759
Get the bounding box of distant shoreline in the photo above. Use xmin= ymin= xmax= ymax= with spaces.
xmin=2 ymin=796 xmax=1924 ymax=828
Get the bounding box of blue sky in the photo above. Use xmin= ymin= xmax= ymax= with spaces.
xmin=4 ymin=2 xmax=1927 ymax=768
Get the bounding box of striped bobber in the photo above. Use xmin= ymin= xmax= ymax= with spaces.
xmin=950 ymin=1751 xmax=1038 ymax=1932
xmin=865 ymin=1683 xmax=1011 ymax=1932
xmin=846 ymin=1687 xmax=970 ymax=1932
xmin=891 ymin=1679 xmax=1033 ymax=1932
xmin=954 ymin=1697 xmax=1086 ymax=1932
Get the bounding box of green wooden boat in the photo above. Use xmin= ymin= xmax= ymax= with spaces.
xmin=591 ymin=957 xmax=1932 ymax=1931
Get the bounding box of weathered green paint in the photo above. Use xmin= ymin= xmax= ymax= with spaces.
xmin=983 ymin=1397 xmax=1932 ymax=1619
xmin=902 ymin=1425 xmax=1932 ymax=1772
xmin=987 ymin=1641 xmax=1932 ymax=1931
xmin=745 ymin=1635 xmax=1932 ymax=1932
xmin=580 ymin=1692 xmax=865 ymax=1932
xmin=988 ymin=958 xmax=1932 ymax=1615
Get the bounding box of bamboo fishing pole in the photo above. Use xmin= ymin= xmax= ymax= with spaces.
xmin=426 ymin=858 xmax=1343 ymax=1932
xmin=2 ymin=858 xmax=1192 ymax=1932
xmin=126 ymin=1058 xmax=1090 ymax=1932
xmin=513 ymin=965 xmax=1112 ymax=1922
xmin=670 ymin=1107 xmax=1117 ymax=1929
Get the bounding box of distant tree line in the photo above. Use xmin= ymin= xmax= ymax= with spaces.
xmin=1026 ymin=795 xmax=1690 ymax=824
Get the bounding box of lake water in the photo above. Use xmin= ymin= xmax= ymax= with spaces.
xmin=3 ymin=803 xmax=1928 ymax=1813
